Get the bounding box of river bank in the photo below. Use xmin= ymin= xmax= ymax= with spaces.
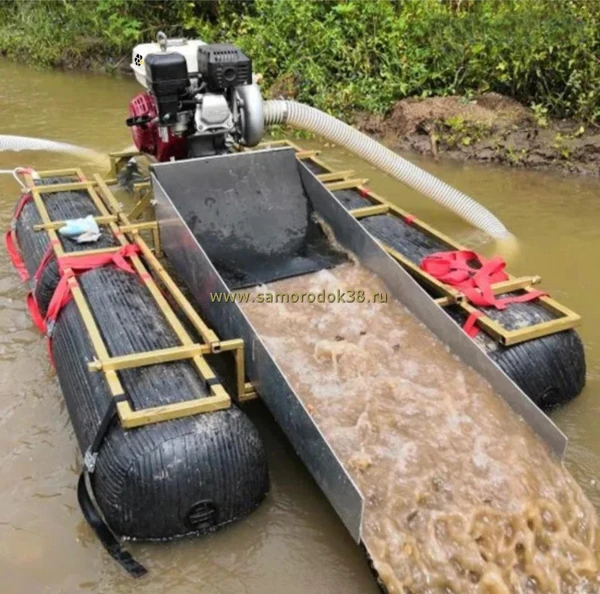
xmin=354 ymin=93 xmax=600 ymax=177
xmin=2 ymin=0 xmax=599 ymax=176
xmin=3 ymin=53 xmax=597 ymax=178
xmin=3 ymin=54 xmax=597 ymax=178
xmin=2 ymin=45 xmax=598 ymax=176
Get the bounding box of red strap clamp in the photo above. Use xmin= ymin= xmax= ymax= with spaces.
xmin=27 ymin=242 xmax=62 ymax=333
xmin=4 ymin=191 xmax=33 ymax=282
xmin=421 ymin=250 xmax=546 ymax=338
xmin=45 ymin=244 xmax=140 ymax=336
xmin=463 ymin=311 xmax=484 ymax=338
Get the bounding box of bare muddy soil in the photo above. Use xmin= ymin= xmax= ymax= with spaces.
xmin=354 ymin=93 xmax=600 ymax=176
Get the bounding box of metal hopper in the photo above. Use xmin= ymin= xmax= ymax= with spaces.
xmin=151 ymin=146 xmax=566 ymax=544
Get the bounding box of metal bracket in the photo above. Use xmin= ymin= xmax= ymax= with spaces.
xmin=83 ymin=448 xmax=98 ymax=473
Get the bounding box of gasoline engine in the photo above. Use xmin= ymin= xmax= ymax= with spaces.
xmin=127 ymin=34 xmax=264 ymax=160
xmin=123 ymin=33 xmax=508 ymax=238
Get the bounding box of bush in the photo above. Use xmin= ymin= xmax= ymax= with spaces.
xmin=0 ymin=0 xmax=183 ymax=68
xmin=0 ymin=0 xmax=599 ymax=123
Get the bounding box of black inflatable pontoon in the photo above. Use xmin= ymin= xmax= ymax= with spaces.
xmin=6 ymin=173 xmax=269 ymax=574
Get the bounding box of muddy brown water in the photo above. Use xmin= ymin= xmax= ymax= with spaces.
xmin=240 ymin=264 xmax=598 ymax=593
xmin=0 ymin=59 xmax=599 ymax=593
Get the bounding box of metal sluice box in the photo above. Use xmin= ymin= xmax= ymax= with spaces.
xmin=151 ymin=146 xmax=566 ymax=544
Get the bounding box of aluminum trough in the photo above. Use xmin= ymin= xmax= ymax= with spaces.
xmin=152 ymin=146 xmax=567 ymax=543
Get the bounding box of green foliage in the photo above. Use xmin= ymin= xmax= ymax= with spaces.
xmin=0 ymin=0 xmax=599 ymax=123
xmin=436 ymin=116 xmax=490 ymax=148
xmin=531 ymin=104 xmax=549 ymax=129
xmin=0 ymin=0 xmax=184 ymax=69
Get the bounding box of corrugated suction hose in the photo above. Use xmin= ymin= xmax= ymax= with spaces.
xmin=263 ymin=100 xmax=510 ymax=239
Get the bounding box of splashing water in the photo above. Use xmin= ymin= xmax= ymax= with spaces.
xmin=494 ymin=233 xmax=521 ymax=265
xmin=0 ymin=134 xmax=108 ymax=170
xmin=240 ymin=263 xmax=599 ymax=594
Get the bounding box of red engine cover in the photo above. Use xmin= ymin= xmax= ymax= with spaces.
xmin=128 ymin=92 xmax=187 ymax=162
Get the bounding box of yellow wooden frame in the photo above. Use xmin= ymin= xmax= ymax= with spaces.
xmin=323 ymin=178 xmax=369 ymax=192
xmin=92 ymin=173 xmax=255 ymax=404
xmin=104 ymin=151 xmax=153 ymax=222
xmin=35 ymin=168 xmax=82 ymax=178
xmin=22 ymin=169 xmax=257 ymax=430
xmin=127 ymin=182 xmax=153 ymax=221
xmin=351 ymin=185 xmax=580 ymax=345
xmin=33 ymin=214 xmax=119 ymax=231
xmin=349 ymin=204 xmax=389 ymax=219
xmin=105 ymin=149 xmax=142 ymax=184
xmin=316 ymin=170 xmax=355 ymax=183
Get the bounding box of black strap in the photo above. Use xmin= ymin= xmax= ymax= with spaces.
xmin=89 ymin=396 xmax=124 ymax=458
xmin=77 ymin=473 xmax=147 ymax=578
xmin=77 ymin=394 xmax=147 ymax=578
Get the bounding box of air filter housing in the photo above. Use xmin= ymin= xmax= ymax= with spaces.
xmin=197 ymin=43 xmax=252 ymax=92
xmin=145 ymin=52 xmax=189 ymax=123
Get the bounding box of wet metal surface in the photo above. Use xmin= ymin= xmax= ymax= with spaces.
xmin=153 ymin=157 xmax=365 ymax=543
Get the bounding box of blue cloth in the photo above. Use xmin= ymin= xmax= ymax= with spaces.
xmin=58 ymin=215 xmax=100 ymax=241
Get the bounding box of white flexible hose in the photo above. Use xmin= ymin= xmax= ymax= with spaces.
xmin=0 ymin=134 xmax=101 ymax=160
xmin=263 ymin=100 xmax=510 ymax=239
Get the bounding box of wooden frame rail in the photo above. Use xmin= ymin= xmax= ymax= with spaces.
xmin=22 ymin=169 xmax=256 ymax=430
